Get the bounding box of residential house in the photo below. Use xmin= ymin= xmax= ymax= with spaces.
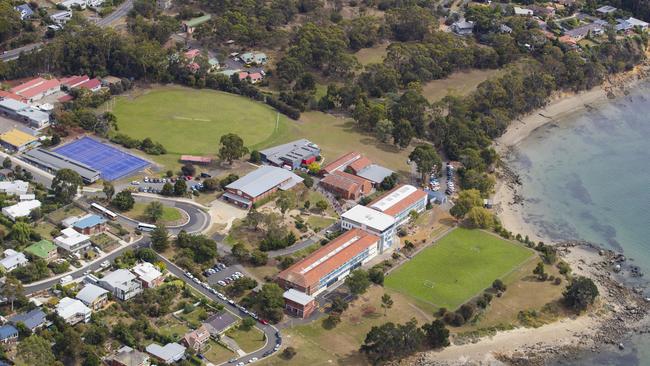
xmin=223 ymin=166 xmax=304 ymax=208
xmin=240 ymin=52 xmax=268 ymax=65
xmin=8 ymin=308 xmax=47 ymax=331
xmin=98 ymin=269 xmax=143 ymax=301
xmin=320 ymin=170 xmax=372 ymax=200
xmin=596 ymin=5 xmax=616 ymax=14
xmin=72 ymin=214 xmax=107 ymax=235
xmin=565 ymin=22 xmax=605 ymax=40
xmin=54 ymin=227 xmax=91 ymax=253
xmin=50 ymin=11 xmax=72 ymax=25
xmin=259 ymin=139 xmax=320 ymax=169
xmin=157 ymin=0 xmax=172 ymax=9
xmin=59 ymin=0 xmax=86 ymax=10
xmin=616 ymin=17 xmax=649 ymax=32
xmin=107 ymin=345 xmax=151 ymax=366
xmin=0 ymin=249 xmax=28 ymax=272
xmin=0 ymin=325 xmax=18 ymax=344
xmin=0 ymin=180 xmax=29 ymax=196
xmin=25 ymin=239 xmax=57 ymax=262
xmin=451 ymin=19 xmax=475 ymax=35
xmin=182 ymin=15 xmax=212 ymax=35
xmin=2 ymin=200 xmax=41 ymax=221
xmin=145 ymin=343 xmax=186 ymax=364
xmin=56 ymin=297 xmax=91 ymax=325
xmin=0 ymin=128 xmax=39 ymax=152
xmin=283 ymin=289 xmax=317 ymax=318
xmin=132 ymin=262 xmax=164 ymax=288
xmin=182 ymin=325 xmax=210 ymax=352
xmin=513 ymin=7 xmax=533 ymax=16
xmin=76 ymin=283 xmax=109 ymax=310
xmin=203 ymin=312 xmax=236 ymax=336
xmin=14 ymin=4 xmax=34 ymax=20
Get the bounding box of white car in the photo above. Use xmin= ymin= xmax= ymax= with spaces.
xmin=249 ymin=357 xmax=258 ymax=363
xmin=218 ymin=280 xmax=226 ymax=286
xmin=193 ymin=277 xmax=200 ymax=283
xmin=100 ymin=260 xmax=110 ymax=268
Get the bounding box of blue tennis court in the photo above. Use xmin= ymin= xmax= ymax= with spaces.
xmin=55 ymin=137 xmax=149 ymax=181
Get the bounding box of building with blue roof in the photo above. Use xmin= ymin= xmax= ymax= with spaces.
xmin=15 ymin=4 xmax=34 ymax=20
xmin=0 ymin=325 xmax=18 ymax=344
xmin=72 ymin=214 xmax=107 ymax=235
xmin=425 ymin=189 xmax=448 ymax=204
xmin=8 ymin=308 xmax=46 ymax=331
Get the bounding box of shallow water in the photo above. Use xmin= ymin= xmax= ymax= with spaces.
xmin=506 ymin=82 xmax=650 ymax=365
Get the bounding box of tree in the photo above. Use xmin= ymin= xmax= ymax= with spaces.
xmin=219 ymin=133 xmax=248 ymax=164
xmin=375 ymin=119 xmax=394 ymax=143
xmin=103 ymin=181 xmax=115 ymax=201
xmin=276 ymin=191 xmax=296 ymax=215
xmin=249 ymin=150 xmax=261 ymax=163
xmin=307 ymin=162 xmax=320 ymax=174
xmin=2 ymin=276 xmax=23 ymax=311
xmin=360 ymin=319 xmax=424 ymax=364
xmin=144 ymin=201 xmax=164 ymax=223
xmin=492 ymin=279 xmax=506 ymax=292
xmin=11 ymin=222 xmax=32 ymax=244
xmin=240 ymin=317 xmax=257 ymax=331
xmin=51 ymin=168 xmax=83 ymax=204
xmin=381 ymin=293 xmax=393 ymax=316
xmin=112 ymin=190 xmax=135 ymax=211
xmin=380 ymin=173 xmax=399 ymax=191
xmin=232 ymin=242 xmax=250 ymax=261
xmin=466 ymin=206 xmax=495 ymax=228
xmin=151 ymin=224 xmax=169 ymax=252
xmin=250 ymin=249 xmax=268 ymax=266
xmin=281 ymin=347 xmax=297 ymax=360
xmin=161 ymin=182 xmax=174 ymax=196
xmin=202 ymin=178 xmax=219 ymax=191
xmin=331 ymin=297 xmax=349 ymax=314
xmin=450 ymin=189 xmax=483 ymax=220
xmin=368 ymin=266 xmax=384 ymax=285
xmin=422 ymin=319 xmax=450 ymax=349
xmin=345 ymin=269 xmax=371 ymax=295
xmin=563 ymin=276 xmax=599 ymax=313
xmin=254 ymin=283 xmax=285 ymax=322
xmin=533 ymin=262 xmax=546 ymax=280
xmin=136 ymin=248 xmax=158 ymax=263
xmin=392 ymin=119 xmax=415 ymax=148
xmin=174 ymin=179 xmax=187 ymax=196
xmin=2 ymin=157 xmax=11 ymax=169
xmin=181 ymin=163 xmax=196 ymax=177
xmin=15 ymin=335 xmax=56 ymax=366
xmin=409 ymin=145 xmax=442 ymax=185
xmin=315 ymin=200 xmax=329 ymax=212
xmin=458 ymin=303 xmax=475 ymax=322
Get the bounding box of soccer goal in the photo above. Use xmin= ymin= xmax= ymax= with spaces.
xmin=423 ymin=280 xmax=435 ymax=288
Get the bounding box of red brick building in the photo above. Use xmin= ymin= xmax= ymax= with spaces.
xmin=283 ymin=289 xmax=317 ymax=318
xmin=320 ymin=170 xmax=372 ymax=200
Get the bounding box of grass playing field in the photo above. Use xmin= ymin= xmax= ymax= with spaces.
xmin=385 ymin=228 xmax=534 ymax=310
xmin=110 ymin=86 xmax=290 ymax=167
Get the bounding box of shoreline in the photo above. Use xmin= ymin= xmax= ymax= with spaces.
xmin=410 ymin=61 xmax=650 ymax=365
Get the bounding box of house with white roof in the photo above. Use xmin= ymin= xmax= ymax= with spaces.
xmin=0 ymin=180 xmax=29 ymax=196
xmin=2 ymin=200 xmax=41 ymax=221
xmin=75 ymin=283 xmax=109 ymax=310
xmin=98 ymin=269 xmax=143 ymax=301
xmin=514 ymin=6 xmax=533 ymax=16
xmin=0 ymin=249 xmax=28 ymax=272
xmin=146 ymin=342 xmax=186 ymax=364
xmin=54 ymin=227 xmax=90 ymax=253
xmin=368 ymin=184 xmax=428 ymax=227
xmin=132 ymin=262 xmax=164 ymax=288
xmin=341 ymin=204 xmax=396 ymax=252
xmin=56 ymin=297 xmax=91 ymax=325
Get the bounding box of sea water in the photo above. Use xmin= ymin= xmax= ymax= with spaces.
xmin=505 ymin=82 xmax=650 ymax=365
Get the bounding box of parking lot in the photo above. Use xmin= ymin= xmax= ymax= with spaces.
xmin=130 ymin=175 xmax=206 ymax=193
xmin=204 ymin=262 xmax=250 ymax=288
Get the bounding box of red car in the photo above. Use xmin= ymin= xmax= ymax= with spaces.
xmin=260 ymin=319 xmax=269 ymax=325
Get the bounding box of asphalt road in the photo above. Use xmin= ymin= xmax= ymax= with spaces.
xmin=1 ymin=0 xmax=133 ymax=62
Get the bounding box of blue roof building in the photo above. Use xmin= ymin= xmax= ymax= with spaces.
xmin=15 ymin=4 xmax=34 ymax=20
xmin=425 ymin=189 xmax=448 ymax=204
xmin=73 ymin=214 xmax=106 ymax=229
xmin=8 ymin=308 xmax=46 ymax=331
xmin=0 ymin=325 xmax=18 ymax=343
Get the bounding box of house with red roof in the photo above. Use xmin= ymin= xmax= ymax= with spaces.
xmin=61 ymin=75 xmax=90 ymax=89
xmin=10 ymin=77 xmax=61 ymax=103
xmin=78 ymin=78 xmax=102 ymax=92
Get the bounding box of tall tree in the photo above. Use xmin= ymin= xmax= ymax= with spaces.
xmin=3 ymin=276 xmax=23 ymax=312
xmin=360 ymin=319 xmax=424 ymax=364
xmin=15 ymin=335 xmax=56 ymax=366
xmin=409 ymin=145 xmax=442 ymax=185
xmin=151 ymin=224 xmax=169 ymax=251
xmin=449 ymin=189 xmax=483 ymax=220
xmin=144 ymin=201 xmax=164 ymax=223
xmin=422 ymin=319 xmax=450 ymax=349
xmin=563 ymin=276 xmax=599 ymax=313
xmin=219 ymin=133 xmax=248 ymax=164
xmin=173 ymin=179 xmax=187 ymax=196
xmin=10 ymin=222 xmax=32 ymax=244
xmin=103 ymin=181 xmax=115 ymax=201
xmin=345 ymin=269 xmax=371 ymax=295
xmin=51 ymin=169 xmax=83 ymax=204
xmin=381 ymin=293 xmax=393 ymax=316
xmin=111 ymin=190 xmax=135 ymax=211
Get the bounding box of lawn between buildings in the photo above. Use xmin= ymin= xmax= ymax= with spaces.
xmin=122 ymin=202 xmax=183 ymax=225
xmin=385 ymin=228 xmax=535 ymax=310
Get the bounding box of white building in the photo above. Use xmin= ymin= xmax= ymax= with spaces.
xmin=56 ymin=297 xmax=91 ymax=325
xmin=59 ymin=0 xmax=86 ymax=9
xmin=0 ymin=180 xmax=29 ymax=196
xmin=50 ymin=11 xmax=72 ymax=25
xmin=514 ymin=7 xmax=533 ymax=16
xmin=132 ymin=262 xmax=164 ymax=288
xmin=53 ymin=227 xmax=90 ymax=253
xmin=98 ymin=269 xmax=143 ymax=301
xmin=341 ymin=205 xmax=396 ymax=252
xmin=2 ymin=200 xmax=41 ymax=221
xmin=368 ymin=184 xmax=428 ymax=227
xmin=146 ymin=343 xmax=186 ymax=364
xmin=0 ymin=249 xmax=28 ymax=272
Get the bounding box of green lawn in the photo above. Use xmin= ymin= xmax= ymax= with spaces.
xmin=306 ymin=216 xmax=336 ymax=231
xmin=203 ymin=340 xmax=235 ymax=364
xmin=154 ymin=317 xmax=189 ymax=341
xmin=226 ymin=327 xmax=266 ymax=353
xmin=124 ymin=202 xmax=182 ymax=224
xmin=110 ymin=86 xmax=291 ymax=168
xmin=385 ymin=228 xmax=534 ymax=310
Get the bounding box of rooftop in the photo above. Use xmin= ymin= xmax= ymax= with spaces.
xmin=73 ymin=214 xmax=106 ymax=229
xmin=283 ymin=288 xmax=315 ymax=306
xmin=56 ymin=297 xmax=90 ymax=319
xmin=8 ymin=308 xmax=46 ymax=330
xmin=226 ymin=166 xmax=303 ymax=198
xmin=0 ymin=98 xmax=28 ymax=112
xmin=2 ymin=200 xmax=41 ymax=218
xmin=0 ymin=325 xmax=17 ymax=340
xmin=321 ymin=170 xmax=370 ymax=193
xmin=321 ymin=151 xmax=362 ymax=173
xmin=184 ymin=14 xmax=212 ymax=27
xmin=110 ymin=346 xmax=150 ymax=366
xmin=203 ymin=312 xmax=236 ymax=334
xmin=369 ymin=184 xmax=427 ymax=216
xmin=0 ymin=129 xmax=37 ymax=148
xmin=132 ymin=262 xmax=163 ymax=283
xmin=146 ymin=342 xmax=186 ymax=362
xmin=24 ymin=240 xmax=56 ymax=259
xmin=54 ymin=227 xmax=89 ymax=248
xmin=278 ymin=228 xmax=380 ymax=288
xmin=22 ymin=148 xmax=100 ymax=182
xmin=0 ymin=251 xmax=28 ymax=270
xmin=341 ymin=205 xmax=395 ymax=232
xmin=259 ymin=139 xmax=320 ymax=166
xmin=76 ymin=283 xmax=108 ymax=305
xmin=355 ymin=164 xmax=394 ymax=184
xmin=11 ymin=77 xmax=61 ymax=99
xmin=101 ymin=268 xmax=137 ymax=288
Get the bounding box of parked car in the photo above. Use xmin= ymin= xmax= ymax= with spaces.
xmin=200 ymin=172 xmax=212 ymax=178
xmin=218 ymin=280 xmax=226 ymax=286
